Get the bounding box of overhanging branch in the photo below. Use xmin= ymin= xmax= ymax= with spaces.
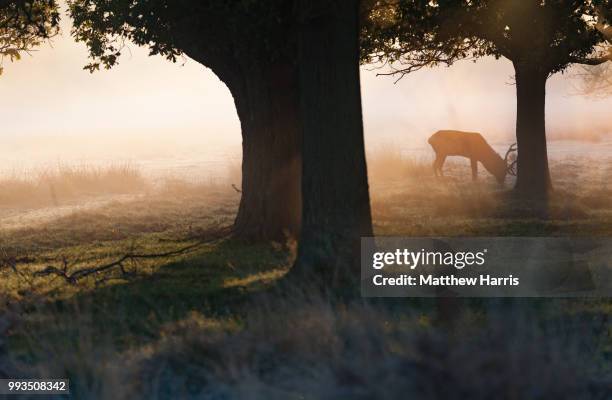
xmin=570 ymin=55 xmax=611 ymax=66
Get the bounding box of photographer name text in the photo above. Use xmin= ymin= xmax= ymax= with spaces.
xmin=371 ymin=249 xmax=519 ymax=287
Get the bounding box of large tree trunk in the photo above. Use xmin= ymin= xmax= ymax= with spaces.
xmin=228 ymin=62 xmax=302 ymax=242
xmin=290 ymin=0 xmax=373 ymax=287
xmin=181 ymin=42 xmax=301 ymax=242
xmin=513 ymin=63 xmax=553 ymax=199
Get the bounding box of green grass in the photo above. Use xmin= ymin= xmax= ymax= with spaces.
xmin=0 ymin=158 xmax=611 ymax=398
xmin=8 ymin=241 xmax=288 ymax=356
xmin=0 ymin=182 xmax=294 ymax=363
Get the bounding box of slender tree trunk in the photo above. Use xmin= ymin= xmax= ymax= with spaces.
xmin=513 ymin=63 xmax=553 ymax=199
xmin=230 ymin=62 xmax=302 ymax=242
xmin=290 ymin=0 xmax=373 ymax=287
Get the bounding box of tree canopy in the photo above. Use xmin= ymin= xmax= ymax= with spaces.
xmin=362 ymin=0 xmax=612 ymax=77
xmin=0 ymin=0 xmax=59 ymax=74
xmin=68 ymin=0 xmax=294 ymax=74
xmin=577 ymin=6 xmax=612 ymax=95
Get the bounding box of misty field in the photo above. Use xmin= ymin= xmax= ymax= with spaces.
xmin=1 ymin=145 xmax=611 ymax=398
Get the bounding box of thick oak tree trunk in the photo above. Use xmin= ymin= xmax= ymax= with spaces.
xmin=290 ymin=0 xmax=373 ymax=287
xmin=229 ymin=62 xmax=302 ymax=242
xmin=182 ymin=41 xmax=301 ymax=242
xmin=513 ymin=63 xmax=553 ymax=199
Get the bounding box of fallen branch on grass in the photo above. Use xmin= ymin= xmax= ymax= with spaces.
xmin=0 ymin=248 xmax=35 ymax=272
xmin=34 ymin=242 xmax=205 ymax=284
xmin=33 ymin=225 xmax=231 ymax=284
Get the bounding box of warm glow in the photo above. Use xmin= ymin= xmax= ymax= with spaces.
xmin=0 ymin=16 xmax=610 ymax=177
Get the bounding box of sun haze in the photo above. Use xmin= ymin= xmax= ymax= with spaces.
xmin=0 ymin=12 xmax=610 ymax=175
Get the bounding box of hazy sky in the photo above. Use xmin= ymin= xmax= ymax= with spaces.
xmin=1 ymin=12 xmax=611 ymax=160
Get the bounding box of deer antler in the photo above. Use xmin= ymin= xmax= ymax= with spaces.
xmin=507 ymin=160 xmax=517 ymax=176
xmin=504 ymin=143 xmax=517 ymax=162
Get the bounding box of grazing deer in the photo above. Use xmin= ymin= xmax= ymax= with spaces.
xmin=428 ymin=130 xmax=517 ymax=184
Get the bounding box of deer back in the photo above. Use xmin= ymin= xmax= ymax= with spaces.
xmin=429 ymin=130 xmax=496 ymax=160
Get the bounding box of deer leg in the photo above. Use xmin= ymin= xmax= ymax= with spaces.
xmin=432 ymin=156 xmax=439 ymax=177
xmin=470 ymin=158 xmax=478 ymax=181
xmin=438 ymin=155 xmax=447 ymax=177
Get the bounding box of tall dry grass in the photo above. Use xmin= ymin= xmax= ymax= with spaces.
xmin=125 ymin=299 xmax=611 ymax=399
xmin=0 ymin=164 xmax=148 ymax=208
xmin=8 ymin=294 xmax=610 ymax=399
xmin=367 ymin=144 xmax=432 ymax=182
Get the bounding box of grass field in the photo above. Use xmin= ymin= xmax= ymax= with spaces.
xmin=1 ymin=154 xmax=611 ymax=398
xmin=0 ymin=164 xmax=148 ymax=210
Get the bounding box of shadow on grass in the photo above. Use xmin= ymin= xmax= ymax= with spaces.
xmin=10 ymin=239 xmax=293 ymax=356
xmin=5 ymin=235 xmax=610 ymax=400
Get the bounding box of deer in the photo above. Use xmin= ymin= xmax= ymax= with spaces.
xmin=428 ymin=130 xmax=517 ymax=184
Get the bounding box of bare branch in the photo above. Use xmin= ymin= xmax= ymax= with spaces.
xmin=571 ymin=62 xmax=612 ymax=97
xmin=33 ymin=227 xmax=231 ymax=284
xmin=36 ymin=243 xmax=205 ymax=284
